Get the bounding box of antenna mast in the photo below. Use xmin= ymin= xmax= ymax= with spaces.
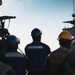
xmin=63 ymin=0 xmax=75 ymax=25
xmin=62 ymin=0 xmax=75 ymax=51
xmin=0 ymin=0 xmax=2 ymax=5
xmin=73 ymin=0 xmax=75 ymax=14
xmin=72 ymin=0 xmax=75 ymax=19
xmin=0 ymin=0 xmax=16 ymax=38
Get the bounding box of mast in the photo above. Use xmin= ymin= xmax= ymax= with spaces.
xmin=0 ymin=0 xmax=16 ymax=51
xmin=63 ymin=0 xmax=75 ymax=51
xmin=0 ymin=0 xmax=2 ymax=5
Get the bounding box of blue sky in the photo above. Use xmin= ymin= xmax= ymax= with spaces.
xmin=0 ymin=0 xmax=74 ymax=52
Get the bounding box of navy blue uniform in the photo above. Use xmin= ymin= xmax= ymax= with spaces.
xmin=25 ymin=41 xmax=51 ymax=75
xmin=4 ymin=51 xmax=29 ymax=75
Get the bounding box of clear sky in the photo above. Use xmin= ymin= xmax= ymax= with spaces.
xmin=0 ymin=0 xmax=74 ymax=53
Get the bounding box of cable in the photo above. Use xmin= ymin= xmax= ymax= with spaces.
xmin=18 ymin=47 xmax=26 ymax=57
xmin=7 ymin=19 xmax=10 ymax=29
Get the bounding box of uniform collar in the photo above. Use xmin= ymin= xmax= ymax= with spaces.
xmin=59 ymin=47 xmax=69 ymax=51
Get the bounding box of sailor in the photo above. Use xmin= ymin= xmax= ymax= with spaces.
xmin=25 ymin=28 xmax=51 ymax=75
xmin=45 ymin=30 xmax=74 ymax=75
xmin=0 ymin=35 xmax=16 ymax=75
xmin=4 ymin=35 xmax=30 ymax=75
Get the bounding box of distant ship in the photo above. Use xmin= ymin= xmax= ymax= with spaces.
xmin=62 ymin=14 xmax=75 ymax=51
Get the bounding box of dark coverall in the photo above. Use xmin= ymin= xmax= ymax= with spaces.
xmin=25 ymin=41 xmax=51 ymax=75
xmin=64 ymin=50 xmax=75 ymax=75
xmin=0 ymin=61 xmax=16 ymax=75
xmin=45 ymin=47 xmax=70 ymax=75
xmin=4 ymin=50 xmax=30 ymax=75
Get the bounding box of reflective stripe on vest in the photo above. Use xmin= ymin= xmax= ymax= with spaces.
xmin=28 ymin=46 xmax=43 ymax=49
xmin=5 ymin=52 xmax=24 ymax=57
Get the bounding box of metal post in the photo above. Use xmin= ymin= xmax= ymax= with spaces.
xmin=0 ymin=0 xmax=2 ymax=5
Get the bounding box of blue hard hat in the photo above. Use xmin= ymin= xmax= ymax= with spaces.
xmin=6 ymin=35 xmax=20 ymax=45
xmin=31 ymin=28 xmax=42 ymax=36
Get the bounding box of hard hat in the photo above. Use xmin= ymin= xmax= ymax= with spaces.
xmin=6 ymin=35 xmax=20 ymax=45
xmin=57 ymin=30 xmax=73 ymax=41
xmin=31 ymin=28 xmax=42 ymax=36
